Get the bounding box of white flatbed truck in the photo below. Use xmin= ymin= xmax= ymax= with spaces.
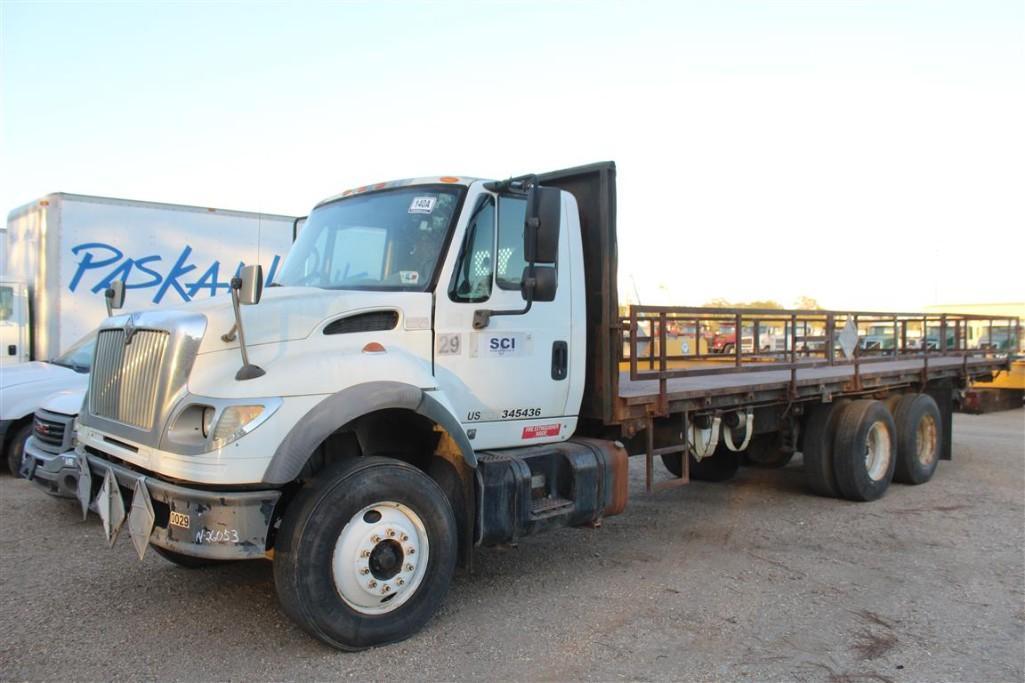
xmin=70 ymin=163 xmax=1017 ymax=649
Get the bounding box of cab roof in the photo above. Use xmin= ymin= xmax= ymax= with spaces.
xmin=315 ymin=175 xmax=482 ymax=209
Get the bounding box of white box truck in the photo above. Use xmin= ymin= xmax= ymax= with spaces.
xmin=2 ymin=193 xmax=299 ymax=365
xmin=1 ymin=193 xmax=298 ymax=474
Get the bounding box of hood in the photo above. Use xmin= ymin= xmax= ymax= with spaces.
xmin=0 ymin=361 xmax=80 ymax=390
xmin=167 ymin=286 xmax=433 ymax=355
xmin=40 ymin=388 xmax=87 ymax=416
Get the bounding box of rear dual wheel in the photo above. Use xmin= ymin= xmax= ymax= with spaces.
xmin=832 ymin=400 xmax=897 ymax=502
xmin=805 ymin=395 xmax=940 ymax=501
xmin=889 ymin=394 xmax=942 ymax=485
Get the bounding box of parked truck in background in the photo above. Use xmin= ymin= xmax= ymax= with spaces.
xmin=0 ymin=194 xmax=298 ymax=474
xmin=67 ymin=163 xmax=1017 ymax=651
xmin=2 ymin=193 xmax=299 ymax=365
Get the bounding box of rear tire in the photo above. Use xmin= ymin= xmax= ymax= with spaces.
xmin=890 ymin=394 xmax=941 ymax=485
xmin=6 ymin=423 xmax=31 ymax=477
xmin=274 ymin=457 xmax=457 ymax=651
xmin=833 ymin=400 xmax=897 ymax=502
xmin=801 ymin=399 xmax=850 ymax=498
xmin=662 ymin=444 xmax=741 ymax=482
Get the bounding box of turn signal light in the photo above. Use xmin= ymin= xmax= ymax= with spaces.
xmin=362 ymin=342 xmax=386 ymax=354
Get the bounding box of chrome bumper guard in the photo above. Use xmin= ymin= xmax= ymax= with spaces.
xmin=76 ymin=451 xmax=281 ymax=561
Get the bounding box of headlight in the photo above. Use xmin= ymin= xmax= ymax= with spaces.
xmin=201 ymin=406 xmax=216 ymax=438
xmin=162 ymin=397 xmax=281 ymax=455
xmin=211 ymin=404 xmax=271 ymax=449
xmin=71 ymin=416 xmax=81 ymax=449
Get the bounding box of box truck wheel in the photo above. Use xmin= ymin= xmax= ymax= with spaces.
xmin=6 ymin=423 xmax=31 ymax=477
xmin=832 ymin=400 xmax=897 ymax=502
xmin=801 ymin=399 xmax=850 ymax=498
xmin=889 ymin=394 xmax=941 ymax=485
xmin=273 ymin=456 xmax=457 ymax=650
xmin=661 ymin=445 xmax=740 ymax=482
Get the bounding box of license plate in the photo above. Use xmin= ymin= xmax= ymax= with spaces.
xmin=169 ymin=511 xmax=190 ymax=529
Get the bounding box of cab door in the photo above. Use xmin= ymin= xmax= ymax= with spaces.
xmin=433 ymin=185 xmax=574 ymax=450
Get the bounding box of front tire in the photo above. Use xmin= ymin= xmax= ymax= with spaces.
xmin=274 ymin=457 xmax=457 ymax=651
xmin=6 ymin=423 xmax=31 ymax=477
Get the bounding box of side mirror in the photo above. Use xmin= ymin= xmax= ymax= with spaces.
xmin=524 ymin=186 xmax=561 ymax=264
xmin=105 ymin=281 xmax=125 ymax=316
xmin=235 ymin=264 xmax=264 ymax=306
xmin=523 ymin=265 xmax=557 ymax=303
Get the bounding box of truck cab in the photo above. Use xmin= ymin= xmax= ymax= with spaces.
xmin=74 ymin=166 xmax=626 ymax=651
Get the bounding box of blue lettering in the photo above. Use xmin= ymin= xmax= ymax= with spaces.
xmin=69 ymin=243 xmax=123 ymax=292
xmin=66 ymin=242 xmax=284 ymax=303
xmin=153 ymin=245 xmax=198 ymax=304
xmin=490 ymin=339 xmax=500 ymax=350
xmin=90 ymin=259 xmax=135 ymax=294
xmin=186 ymin=261 xmax=229 ymax=299
xmin=265 ymin=254 xmax=281 ymax=286
xmin=129 ymin=255 xmax=163 ymax=289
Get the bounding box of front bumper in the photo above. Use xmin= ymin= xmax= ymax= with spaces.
xmin=79 ymin=450 xmax=282 ymax=561
xmin=24 ymin=438 xmax=80 ymax=498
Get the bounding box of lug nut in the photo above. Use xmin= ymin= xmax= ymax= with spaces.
xmin=381 ymin=585 xmax=391 ymax=593
xmin=396 ymin=578 xmax=404 ymax=586
xmin=360 ymin=567 xmax=369 ymax=575
xmin=368 ymin=580 xmax=377 ymax=588
xmin=401 ymin=534 xmax=409 ymax=541
xmin=371 ymin=535 xmax=381 ymax=543
xmin=407 ymin=548 xmax=415 ymax=555
xmin=387 ymin=529 xmax=396 ymax=537
xmin=405 ymin=564 xmax=414 ymax=572
xmin=360 ymin=550 xmax=371 ymax=558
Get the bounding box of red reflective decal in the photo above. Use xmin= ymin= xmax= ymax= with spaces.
xmin=522 ymin=424 xmax=560 ymax=439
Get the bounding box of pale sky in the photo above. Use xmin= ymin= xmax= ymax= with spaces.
xmin=2 ymin=1 xmax=1022 ymax=311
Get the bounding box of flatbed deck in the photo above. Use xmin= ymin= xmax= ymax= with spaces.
xmin=616 ymin=355 xmax=1006 ymax=416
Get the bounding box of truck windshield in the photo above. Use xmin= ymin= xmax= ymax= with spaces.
xmin=276 ymin=186 xmax=464 ymax=291
xmin=52 ymin=331 xmax=97 ymax=373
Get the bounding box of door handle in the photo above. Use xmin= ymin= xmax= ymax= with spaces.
xmin=551 ymin=341 xmax=568 ymax=380
xmin=7 ymin=345 xmax=15 ymax=356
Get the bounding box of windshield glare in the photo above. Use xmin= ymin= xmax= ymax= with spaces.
xmin=277 ymin=187 xmax=464 ymax=290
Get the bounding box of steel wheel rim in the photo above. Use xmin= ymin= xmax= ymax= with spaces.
xmin=864 ymin=421 xmax=892 ymax=482
xmin=332 ymin=501 xmax=429 ymax=615
xmin=917 ymin=414 xmax=938 ymax=466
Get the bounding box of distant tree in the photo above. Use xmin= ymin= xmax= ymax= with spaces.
xmin=704 ymin=297 xmax=732 ymax=308
xmin=794 ymin=296 xmax=823 ymax=310
xmin=739 ymin=300 xmax=783 ymax=310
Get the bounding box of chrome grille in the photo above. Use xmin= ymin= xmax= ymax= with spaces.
xmin=33 ymin=412 xmax=69 ymax=452
xmin=89 ymin=328 xmax=169 ymax=430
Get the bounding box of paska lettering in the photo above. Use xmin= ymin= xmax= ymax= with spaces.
xmin=68 ymin=242 xmax=281 ymax=305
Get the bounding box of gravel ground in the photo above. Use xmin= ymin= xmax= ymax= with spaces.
xmin=1 ymin=409 xmax=1022 ymax=682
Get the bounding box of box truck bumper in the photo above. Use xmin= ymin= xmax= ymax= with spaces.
xmin=77 ymin=450 xmax=281 ymax=561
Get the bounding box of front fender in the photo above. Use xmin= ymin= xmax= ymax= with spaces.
xmin=262 ymin=381 xmax=476 ymax=485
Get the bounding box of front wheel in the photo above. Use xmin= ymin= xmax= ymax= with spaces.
xmin=6 ymin=423 xmax=31 ymax=477
xmin=274 ymin=457 xmax=457 ymax=651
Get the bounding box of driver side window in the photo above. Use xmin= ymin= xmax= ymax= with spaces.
xmin=450 ymin=196 xmax=495 ymax=303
